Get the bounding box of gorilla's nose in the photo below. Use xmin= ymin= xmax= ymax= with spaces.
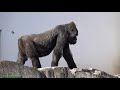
xmin=73 ymin=36 xmax=77 ymax=40
xmin=76 ymin=32 xmax=78 ymax=36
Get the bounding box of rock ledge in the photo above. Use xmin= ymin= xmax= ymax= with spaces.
xmin=0 ymin=61 xmax=119 ymax=78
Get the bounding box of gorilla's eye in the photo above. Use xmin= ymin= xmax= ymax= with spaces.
xmin=71 ymin=29 xmax=74 ymax=32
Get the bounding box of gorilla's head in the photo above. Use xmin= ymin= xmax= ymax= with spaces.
xmin=67 ymin=22 xmax=78 ymax=44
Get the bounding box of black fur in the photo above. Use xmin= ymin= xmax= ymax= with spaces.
xmin=17 ymin=22 xmax=78 ymax=69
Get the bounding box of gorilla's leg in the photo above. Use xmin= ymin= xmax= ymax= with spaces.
xmin=23 ymin=41 xmax=42 ymax=68
xmin=30 ymin=57 xmax=41 ymax=68
xmin=17 ymin=52 xmax=27 ymax=65
xmin=63 ymin=47 xmax=77 ymax=69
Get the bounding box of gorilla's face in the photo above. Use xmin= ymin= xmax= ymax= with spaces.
xmin=69 ymin=36 xmax=77 ymax=44
xmin=67 ymin=22 xmax=78 ymax=44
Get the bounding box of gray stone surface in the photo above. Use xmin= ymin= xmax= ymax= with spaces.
xmin=69 ymin=68 xmax=117 ymax=78
xmin=0 ymin=60 xmax=119 ymax=78
xmin=0 ymin=60 xmax=46 ymax=78
xmin=38 ymin=67 xmax=74 ymax=78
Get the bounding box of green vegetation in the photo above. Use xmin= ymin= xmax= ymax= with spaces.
xmin=0 ymin=73 xmax=22 ymax=78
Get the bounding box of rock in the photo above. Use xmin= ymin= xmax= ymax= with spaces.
xmin=38 ymin=67 xmax=55 ymax=78
xmin=0 ymin=60 xmax=119 ymax=78
xmin=38 ymin=67 xmax=118 ymax=78
xmin=114 ymin=74 xmax=120 ymax=78
xmin=38 ymin=67 xmax=74 ymax=78
xmin=69 ymin=68 xmax=118 ymax=78
xmin=0 ymin=60 xmax=46 ymax=78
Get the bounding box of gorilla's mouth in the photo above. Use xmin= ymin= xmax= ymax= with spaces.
xmin=70 ymin=37 xmax=77 ymax=44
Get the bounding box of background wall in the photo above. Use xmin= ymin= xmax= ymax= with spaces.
xmin=0 ymin=30 xmax=1 ymax=59
xmin=0 ymin=12 xmax=120 ymax=75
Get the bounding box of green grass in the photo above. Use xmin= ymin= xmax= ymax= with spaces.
xmin=0 ymin=73 xmax=22 ymax=78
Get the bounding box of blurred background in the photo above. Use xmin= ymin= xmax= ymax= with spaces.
xmin=0 ymin=12 xmax=120 ymax=75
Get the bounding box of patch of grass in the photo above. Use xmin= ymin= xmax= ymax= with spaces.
xmin=0 ymin=73 xmax=22 ymax=78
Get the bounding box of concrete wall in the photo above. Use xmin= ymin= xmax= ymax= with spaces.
xmin=0 ymin=12 xmax=120 ymax=75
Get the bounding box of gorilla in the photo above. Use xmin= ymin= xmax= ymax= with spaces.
xmin=17 ymin=21 xmax=78 ymax=69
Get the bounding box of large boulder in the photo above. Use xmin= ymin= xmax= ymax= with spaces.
xmin=0 ymin=60 xmax=119 ymax=78
xmin=0 ymin=60 xmax=46 ymax=78
xmin=38 ymin=67 xmax=74 ymax=78
xmin=38 ymin=67 xmax=118 ymax=78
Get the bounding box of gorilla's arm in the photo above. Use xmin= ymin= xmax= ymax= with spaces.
xmin=51 ymin=32 xmax=67 ymax=66
xmin=63 ymin=45 xmax=77 ymax=69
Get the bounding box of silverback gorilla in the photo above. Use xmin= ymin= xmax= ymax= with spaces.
xmin=17 ymin=22 xmax=78 ymax=69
